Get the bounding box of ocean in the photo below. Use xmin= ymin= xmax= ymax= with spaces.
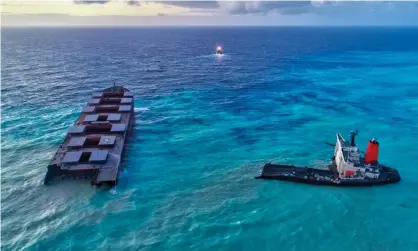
xmin=1 ymin=27 xmax=418 ymax=251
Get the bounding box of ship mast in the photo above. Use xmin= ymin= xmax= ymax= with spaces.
xmin=350 ymin=129 xmax=358 ymax=146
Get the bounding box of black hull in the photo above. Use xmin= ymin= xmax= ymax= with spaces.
xmin=44 ymin=86 xmax=134 ymax=188
xmin=45 ymin=113 xmax=135 ymax=187
xmin=109 ymin=110 xmax=135 ymax=187
xmin=256 ymin=164 xmax=401 ymax=187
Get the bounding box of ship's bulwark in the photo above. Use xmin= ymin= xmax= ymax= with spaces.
xmin=44 ymin=86 xmax=134 ymax=187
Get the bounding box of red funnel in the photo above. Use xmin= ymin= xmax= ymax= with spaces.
xmin=365 ymin=139 xmax=379 ymax=164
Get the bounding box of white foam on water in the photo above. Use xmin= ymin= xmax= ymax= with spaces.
xmin=109 ymin=188 xmax=118 ymax=195
xmin=134 ymin=107 xmax=149 ymax=112
xmin=197 ymin=54 xmax=230 ymax=59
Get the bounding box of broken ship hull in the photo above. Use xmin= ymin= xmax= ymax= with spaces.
xmin=256 ymin=163 xmax=401 ymax=186
xmin=44 ymin=86 xmax=134 ymax=187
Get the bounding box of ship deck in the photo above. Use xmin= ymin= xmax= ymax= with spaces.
xmin=256 ymin=163 xmax=401 ymax=186
xmin=44 ymin=86 xmax=134 ymax=186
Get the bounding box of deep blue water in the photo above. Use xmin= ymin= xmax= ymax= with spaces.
xmin=2 ymin=27 xmax=418 ymax=251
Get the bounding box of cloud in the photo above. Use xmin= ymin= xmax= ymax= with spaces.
xmin=3 ymin=0 xmax=418 ymax=26
xmin=48 ymin=0 xmax=418 ymax=17
xmin=73 ymin=0 xmax=110 ymax=4
xmin=70 ymin=0 xmax=219 ymax=13
xmin=217 ymin=1 xmax=418 ymax=17
xmin=157 ymin=1 xmax=218 ymax=9
xmin=146 ymin=0 xmax=219 ymax=14
xmin=218 ymin=1 xmax=313 ymax=15
xmin=74 ymin=0 xmax=142 ymax=5
xmin=145 ymin=1 xmax=314 ymax=16
xmin=72 ymin=0 xmax=218 ymax=9
xmin=126 ymin=0 xmax=140 ymax=6
xmin=2 ymin=0 xmax=191 ymax=16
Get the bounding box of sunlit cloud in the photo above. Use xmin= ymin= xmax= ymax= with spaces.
xmin=1 ymin=1 xmax=418 ymax=26
xmin=1 ymin=0 xmax=196 ymax=16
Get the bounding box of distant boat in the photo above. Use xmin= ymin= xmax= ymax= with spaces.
xmin=216 ymin=46 xmax=223 ymax=55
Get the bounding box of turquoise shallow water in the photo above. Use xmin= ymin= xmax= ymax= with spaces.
xmin=2 ymin=27 xmax=418 ymax=251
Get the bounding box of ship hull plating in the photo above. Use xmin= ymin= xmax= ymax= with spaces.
xmin=44 ymin=86 xmax=134 ymax=187
xmin=256 ymin=163 xmax=401 ymax=187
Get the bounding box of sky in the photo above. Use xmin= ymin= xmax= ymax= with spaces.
xmin=1 ymin=1 xmax=418 ymax=26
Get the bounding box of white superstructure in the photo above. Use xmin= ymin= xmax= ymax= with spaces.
xmin=333 ymin=131 xmax=380 ymax=179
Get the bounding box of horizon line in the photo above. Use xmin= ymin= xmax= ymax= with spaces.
xmin=3 ymin=24 xmax=418 ymax=28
